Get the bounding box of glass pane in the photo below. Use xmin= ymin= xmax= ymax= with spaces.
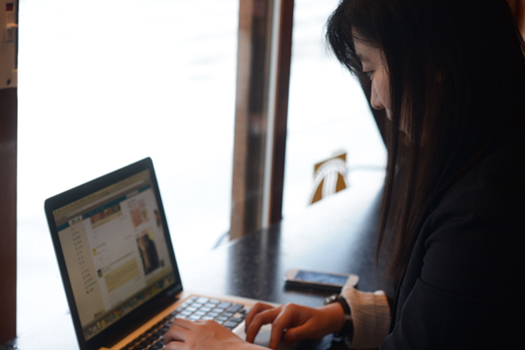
xmin=17 ymin=0 xmax=237 ymax=334
xmin=283 ymin=0 xmax=387 ymax=217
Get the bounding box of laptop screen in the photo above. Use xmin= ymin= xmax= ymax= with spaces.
xmin=50 ymin=166 xmax=177 ymax=342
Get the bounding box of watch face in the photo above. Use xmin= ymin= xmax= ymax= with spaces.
xmin=323 ymin=294 xmax=339 ymax=305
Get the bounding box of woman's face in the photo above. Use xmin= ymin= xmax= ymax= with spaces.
xmin=354 ymin=39 xmax=392 ymax=119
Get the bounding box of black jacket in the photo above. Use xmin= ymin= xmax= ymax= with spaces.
xmin=382 ymin=140 xmax=525 ymax=349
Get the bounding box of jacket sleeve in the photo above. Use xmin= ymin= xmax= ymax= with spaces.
xmin=380 ymin=177 xmax=524 ymax=349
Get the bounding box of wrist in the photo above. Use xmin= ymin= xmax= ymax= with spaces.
xmin=323 ymin=294 xmax=353 ymax=339
xmin=320 ymin=302 xmax=346 ymax=334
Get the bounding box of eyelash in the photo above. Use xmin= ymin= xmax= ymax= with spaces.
xmin=365 ymin=71 xmax=373 ymax=79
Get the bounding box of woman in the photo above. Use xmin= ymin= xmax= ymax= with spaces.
xmin=164 ymin=0 xmax=525 ymax=348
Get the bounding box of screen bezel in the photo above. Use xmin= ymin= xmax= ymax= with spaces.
xmin=45 ymin=157 xmax=183 ymax=350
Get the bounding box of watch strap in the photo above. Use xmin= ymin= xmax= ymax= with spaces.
xmin=323 ymin=294 xmax=353 ymax=339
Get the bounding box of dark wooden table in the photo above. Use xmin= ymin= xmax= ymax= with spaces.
xmin=3 ymin=170 xmax=392 ymax=350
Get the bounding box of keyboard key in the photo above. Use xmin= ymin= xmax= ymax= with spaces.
xmin=224 ymin=320 xmax=240 ymax=329
xmin=218 ymin=301 xmax=232 ymax=309
xmin=150 ymin=343 xmax=163 ymax=350
xmin=162 ymin=298 xmax=248 ymax=335
xmin=138 ymin=340 xmax=150 ymax=348
xmin=227 ymin=304 xmax=244 ymax=313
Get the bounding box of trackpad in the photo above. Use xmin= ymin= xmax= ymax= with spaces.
xmin=236 ymin=324 xmax=295 ymax=349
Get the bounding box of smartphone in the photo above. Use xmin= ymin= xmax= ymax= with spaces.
xmin=284 ymin=269 xmax=359 ymax=292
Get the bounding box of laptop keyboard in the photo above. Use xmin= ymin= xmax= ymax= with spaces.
xmin=121 ymin=296 xmax=248 ymax=350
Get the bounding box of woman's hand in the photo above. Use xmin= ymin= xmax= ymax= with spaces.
xmin=164 ymin=319 xmax=263 ymax=350
xmin=244 ymin=302 xmax=345 ymax=350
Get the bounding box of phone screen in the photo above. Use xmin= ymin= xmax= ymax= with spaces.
xmin=295 ymin=271 xmax=348 ymax=285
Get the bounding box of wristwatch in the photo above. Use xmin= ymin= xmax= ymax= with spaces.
xmin=323 ymin=294 xmax=354 ymax=339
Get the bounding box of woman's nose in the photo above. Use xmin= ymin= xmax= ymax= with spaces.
xmin=370 ymin=85 xmax=384 ymax=110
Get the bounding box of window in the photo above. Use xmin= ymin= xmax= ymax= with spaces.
xmin=17 ymin=0 xmax=238 ymax=334
xmin=283 ymin=0 xmax=386 ymax=217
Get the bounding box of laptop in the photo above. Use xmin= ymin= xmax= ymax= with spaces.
xmin=45 ymin=157 xmax=292 ymax=350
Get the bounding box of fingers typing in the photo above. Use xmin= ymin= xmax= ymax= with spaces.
xmin=164 ymin=321 xmax=192 ymax=344
xmin=245 ymin=306 xmax=282 ymax=343
xmin=245 ymin=302 xmax=274 ymax=329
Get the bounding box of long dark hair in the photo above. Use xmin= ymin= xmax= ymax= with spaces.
xmin=327 ymin=0 xmax=525 ymax=279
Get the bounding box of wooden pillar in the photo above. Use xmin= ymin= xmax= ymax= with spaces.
xmin=0 ymin=87 xmax=17 ymax=343
xmin=230 ymin=0 xmax=294 ymax=239
xmin=267 ymin=0 xmax=293 ymax=225
xmin=0 ymin=0 xmax=18 ymax=342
